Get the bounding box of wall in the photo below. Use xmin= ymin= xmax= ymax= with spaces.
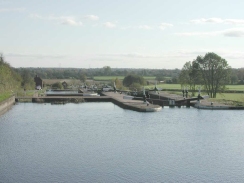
xmin=0 ymin=96 xmax=15 ymax=116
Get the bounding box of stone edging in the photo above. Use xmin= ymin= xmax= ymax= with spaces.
xmin=0 ymin=96 xmax=15 ymax=116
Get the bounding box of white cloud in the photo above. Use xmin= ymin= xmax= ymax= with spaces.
xmin=191 ymin=18 xmax=223 ymax=24
xmin=138 ymin=25 xmax=153 ymax=30
xmin=6 ymin=53 xmax=67 ymax=59
xmin=61 ymin=19 xmax=82 ymax=26
xmin=223 ymin=28 xmax=244 ymax=37
xmin=225 ymin=19 xmax=244 ymax=25
xmin=159 ymin=23 xmax=173 ymax=30
xmin=30 ymin=14 xmax=82 ymax=26
xmin=84 ymin=15 xmax=99 ymax=21
xmin=175 ymin=31 xmax=219 ymax=36
xmin=175 ymin=28 xmax=244 ymax=37
xmin=104 ymin=53 xmax=160 ymax=58
xmin=103 ymin=22 xmax=116 ymax=28
xmin=0 ymin=7 xmax=25 ymax=12
xmin=30 ymin=14 xmax=74 ymax=21
xmin=191 ymin=18 xmax=244 ymax=25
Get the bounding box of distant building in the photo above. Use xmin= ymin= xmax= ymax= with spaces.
xmin=34 ymin=75 xmax=43 ymax=90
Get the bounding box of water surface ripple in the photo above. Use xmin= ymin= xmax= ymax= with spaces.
xmin=1 ymin=103 xmax=244 ymax=182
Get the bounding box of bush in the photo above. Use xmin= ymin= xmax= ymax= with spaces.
xmin=123 ymin=74 xmax=145 ymax=87
xmin=52 ymin=82 xmax=63 ymax=89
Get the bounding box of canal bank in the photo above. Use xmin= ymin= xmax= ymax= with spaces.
xmin=0 ymin=96 xmax=15 ymax=116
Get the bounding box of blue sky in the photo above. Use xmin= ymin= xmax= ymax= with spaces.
xmin=0 ymin=0 xmax=244 ymax=69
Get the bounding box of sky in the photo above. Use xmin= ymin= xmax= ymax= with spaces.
xmin=0 ymin=0 xmax=244 ymax=69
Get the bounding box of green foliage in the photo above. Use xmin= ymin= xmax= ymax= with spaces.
xmin=196 ymin=52 xmax=231 ymax=98
xmin=230 ymin=71 xmax=238 ymax=84
xmin=21 ymin=69 xmax=35 ymax=90
xmin=111 ymin=78 xmax=123 ymax=90
xmin=0 ymin=54 xmax=22 ymax=94
xmin=155 ymin=75 xmax=165 ymax=81
xmin=0 ymin=92 xmax=12 ymax=102
xmin=179 ymin=61 xmax=202 ymax=96
xmin=79 ymin=73 xmax=87 ymax=83
xmin=52 ymin=82 xmax=64 ymax=89
xmin=179 ymin=53 xmax=231 ymax=98
xmin=128 ymin=82 xmax=143 ymax=91
xmin=123 ymin=74 xmax=146 ymax=87
xmin=103 ymin=66 xmax=112 ymax=76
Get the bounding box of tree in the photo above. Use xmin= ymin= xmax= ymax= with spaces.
xmin=123 ymin=74 xmax=145 ymax=87
xmin=103 ymin=66 xmax=112 ymax=76
xmin=179 ymin=61 xmax=201 ymax=96
xmin=112 ymin=78 xmax=123 ymax=90
xmin=21 ymin=69 xmax=35 ymax=89
xmin=79 ymin=73 xmax=87 ymax=83
xmin=195 ymin=52 xmax=231 ymax=98
xmin=230 ymin=71 xmax=238 ymax=85
xmin=155 ymin=75 xmax=165 ymax=82
xmin=52 ymin=82 xmax=63 ymax=89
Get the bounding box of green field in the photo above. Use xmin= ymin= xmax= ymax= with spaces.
xmin=93 ymin=76 xmax=156 ymax=81
xmin=207 ymin=93 xmax=244 ymax=106
xmin=215 ymin=93 xmax=244 ymax=101
xmin=226 ymin=85 xmax=244 ymax=91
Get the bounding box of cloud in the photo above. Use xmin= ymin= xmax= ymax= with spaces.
xmin=159 ymin=23 xmax=173 ymax=30
xmin=84 ymin=15 xmax=99 ymax=21
xmin=191 ymin=18 xmax=244 ymax=25
xmin=223 ymin=28 xmax=244 ymax=37
xmin=99 ymin=50 xmax=244 ymax=62
xmin=61 ymin=19 xmax=82 ymax=26
xmin=175 ymin=28 xmax=244 ymax=37
xmin=99 ymin=53 xmax=161 ymax=59
xmin=175 ymin=31 xmax=219 ymax=36
xmin=5 ymin=53 xmax=67 ymax=59
xmin=191 ymin=18 xmax=223 ymax=24
xmin=103 ymin=22 xmax=116 ymax=28
xmin=120 ymin=53 xmax=159 ymax=58
xmin=138 ymin=25 xmax=153 ymax=30
xmin=0 ymin=7 xmax=25 ymax=12
xmin=30 ymin=14 xmax=82 ymax=26
xmin=225 ymin=19 xmax=244 ymax=25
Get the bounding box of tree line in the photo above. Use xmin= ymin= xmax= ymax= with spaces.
xmin=13 ymin=65 xmax=244 ymax=86
xmin=14 ymin=66 xmax=181 ymax=81
xmin=1 ymin=52 xmax=243 ymax=98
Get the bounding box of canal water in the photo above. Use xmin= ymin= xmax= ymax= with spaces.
xmin=1 ymin=103 xmax=244 ymax=183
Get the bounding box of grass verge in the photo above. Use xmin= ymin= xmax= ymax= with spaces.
xmin=0 ymin=93 xmax=12 ymax=103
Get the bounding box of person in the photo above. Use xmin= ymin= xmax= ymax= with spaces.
xmin=185 ymin=90 xmax=188 ymax=98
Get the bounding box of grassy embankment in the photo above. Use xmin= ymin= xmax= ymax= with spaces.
xmin=0 ymin=89 xmax=46 ymax=103
xmin=0 ymin=93 xmax=12 ymax=103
